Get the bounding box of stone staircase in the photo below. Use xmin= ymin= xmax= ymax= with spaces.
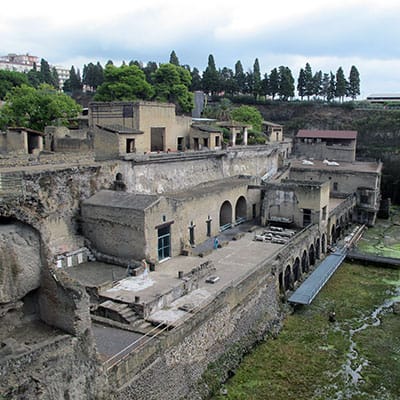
xmin=94 ymin=300 xmax=139 ymax=325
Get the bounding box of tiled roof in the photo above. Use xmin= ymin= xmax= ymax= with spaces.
xmin=297 ymin=130 xmax=357 ymax=139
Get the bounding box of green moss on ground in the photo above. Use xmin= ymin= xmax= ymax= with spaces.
xmin=357 ymin=207 xmax=400 ymax=259
xmin=211 ymin=263 xmax=400 ymax=400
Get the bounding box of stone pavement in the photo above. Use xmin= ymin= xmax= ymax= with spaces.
xmin=99 ymin=224 xmax=283 ymax=311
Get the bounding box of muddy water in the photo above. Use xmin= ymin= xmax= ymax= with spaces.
xmin=318 ymin=285 xmax=400 ymax=400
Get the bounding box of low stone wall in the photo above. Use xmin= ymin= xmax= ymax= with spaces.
xmin=108 ymin=256 xmax=283 ymax=400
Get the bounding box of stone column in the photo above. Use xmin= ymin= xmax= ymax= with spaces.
xmin=243 ymin=127 xmax=248 ymax=146
xmin=230 ymin=129 xmax=236 ymax=146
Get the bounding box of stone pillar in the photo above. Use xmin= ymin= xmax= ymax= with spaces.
xmin=231 ymin=129 xmax=236 ymax=146
xmin=243 ymin=127 xmax=248 ymax=146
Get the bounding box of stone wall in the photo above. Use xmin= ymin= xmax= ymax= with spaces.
xmin=108 ymin=257 xmax=283 ymax=400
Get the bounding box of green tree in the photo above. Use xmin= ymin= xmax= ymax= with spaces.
xmin=190 ymin=67 xmax=202 ymax=91
xmin=252 ymin=58 xmax=262 ymax=100
xmin=304 ymin=63 xmax=314 ymax=100
xmin=153 ymin=63 xmax=193 ymax=113
xmin=321 ymin=73 xmax=330 ymax=100
xmin=51 ymin=67 xmax=60 ymax=89
xmin=327 ymin=72 xmax=336 ymax=101
xmin=278 ymin=66 xmax=294 ymax=100
xmin=220 ymin=67 xmax=236 ymax=96
xmin=40 ymin=58 xmax=56 ymax=87
xmin=143 ymin=61 xmax=158 ymax=85
xmin=313 ymin=71 xmax=323 ymax=98
xmin=63 ymin=66 xmax=83 ymax=93
xmin=268 ymin=68 xmax=279 ymax=100
xmin=169 ymin=50 xmax=180 ymax=66
xmin=348 ymin=65 xmax=360 ymax=100
xmin=261 ymin=73 xmax=269 ymax=99
xmin=0 ymin=84 xmax=81 ymax=131
xmin=202 ymin=54 xmax=220 ymax=95
xmin=231 ymin=105 xmax=263 ymax=132
xmin=297 ymin=68 xmax=306 ymax=100
xmin=234 ymin=60 xmax=246 ymax=94
xmin=26 ymin=63 xmax=42 ymax=88
xmin=335 ymin=67 xmax=347 ymax=101
xmin=82 ymin=62 xmax=102 ymax=91
xmin=94 ymin=64 xmax=154 ymax=101
xmin=0 ymin=70 xmax=28 ymax=100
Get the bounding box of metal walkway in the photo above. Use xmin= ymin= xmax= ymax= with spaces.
xmin=288 ymin=247 xmax=348 ymax=305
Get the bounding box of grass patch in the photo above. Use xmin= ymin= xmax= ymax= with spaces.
xmin=211 ymin=263 xmax=400 ymax=400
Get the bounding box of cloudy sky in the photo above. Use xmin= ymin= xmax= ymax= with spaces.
xmin=1 ymin=0 xmax=399 ymax=98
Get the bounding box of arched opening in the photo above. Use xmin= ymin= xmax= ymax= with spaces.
xmin=115 ymin=172 xmax=123 ymax=181
xmin=309 ymin=244 xmax=316 ymax=266
xmin=315 ymin=238 xmax=321 ymax=259
xmin=321 ymin=234 xmax=326 ymax=254
xmin=284 ymin=265 xmax=291 ymax=291
xmin=331 ymin=224 xmax=336 ymax=244
xmin=279 ymin=271 xmax=284 ymax=293
xmin=293 ymin=258 xmax=301 ymax=282
xmin=235 ymin=196 xmax=247 ymax=222
xmin=219 ymin=201 xmax=233 ymax=228
xmin=301 ymin=250 xmax=309 ymax=273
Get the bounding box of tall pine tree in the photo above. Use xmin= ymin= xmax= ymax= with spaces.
xmin=348 ymin=66 xmax=360 ymax=100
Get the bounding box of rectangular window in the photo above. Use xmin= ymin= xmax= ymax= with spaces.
xmin=123 ymin=105 xmax=133 ymax=118
xmin=215 ymin=136 xmax=220 ymax=147
xmin=333 ymin=182 xmax=338 ymax=191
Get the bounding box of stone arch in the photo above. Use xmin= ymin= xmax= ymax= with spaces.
xmin=284 ymin=264 xmax=292 ymax=291
xmin=235 ymin=196 xmax=247 ymax=221
xmin=219 ymin=200 xmax=233 ymax=227
xmin=315 ymin=238 xmax=321 ymax=259
xmin=309 ymin=244 xmax=316 ymax=266
xmin=301 ymin=250 xmax=309 ymax=273
xmin=293 ymin=258 xmax=301 ymax=282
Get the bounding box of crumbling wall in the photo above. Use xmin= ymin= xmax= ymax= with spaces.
xmin=0 ymin=221 xmax=41 ymax=304
xmin=0 ymin=330 xmax=109 ymax=400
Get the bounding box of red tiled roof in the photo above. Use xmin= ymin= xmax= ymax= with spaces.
xmin=297 ymin=129 xmax=357 ymax=139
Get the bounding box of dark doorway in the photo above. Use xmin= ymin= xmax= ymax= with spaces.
xmin=126 ymin=138 xmax=135 ymax=153
xmin=151 ymin=127 xmax=165 ymax=152
xmin=303 ymin=209 xmax=312 ymax=227
xmin=193 ymin=137 xmax=199 ymax=150
xmin=177 ymin=137 xmax=184 ymax=151
xmin=219 ymin=201 xmax=233 ymax=228
xmin=235 ymin=196 xmax=247 ymax=222
xmin=206 ymin=219 xmax=212 ymax=237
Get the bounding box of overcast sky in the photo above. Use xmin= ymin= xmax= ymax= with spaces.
xmin=1 ymin=0 xmax=399 ymax=98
